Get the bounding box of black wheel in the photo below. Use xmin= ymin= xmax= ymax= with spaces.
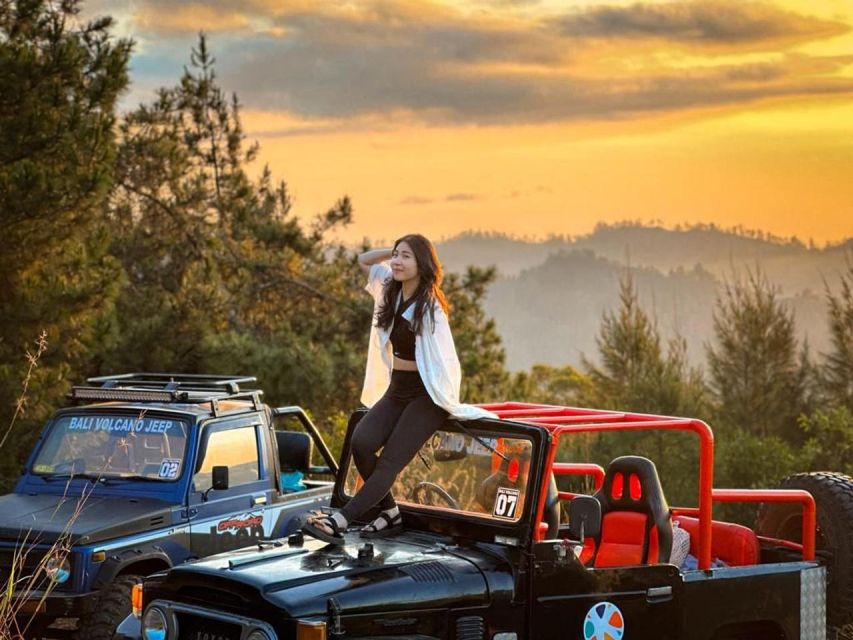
xmin=755 ymin=472 xmax=853 ymax=638
xmin=73 ymin=574 xmax=141 ymax=640
xmin=410 ymin=481 xmax=460 ymax=509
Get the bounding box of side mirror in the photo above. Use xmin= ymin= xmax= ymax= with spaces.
xmin=568 ymin=495 xmax=601 ymax=541
xmin=212 ymin=466 xmax=229 ymax=491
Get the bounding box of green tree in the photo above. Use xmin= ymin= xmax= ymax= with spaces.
xmin=509 ymin=364 xmax=591 ymax=407
xmin=444 ymin=266 xmax=510 ymax=403
xmin=822 ymin=261 xmax=853 ymax=410
xmin=104 ymin=35 xmax=366 ymax=421
xmin=797 ymin=408 xmax=853 ymax=476
xmin=583 ymin=273 xmax=706 ymax=418
xmin=706 ymin=270 xmax=807 ymax=441
xmin=0 ymin=0 xmax=131 ymax=487
xmin=580 ymin=273 xmax=708 ymax=505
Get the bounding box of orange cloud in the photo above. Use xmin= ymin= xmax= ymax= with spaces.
xmin=135 ymin=3 xmax=251 ymax=34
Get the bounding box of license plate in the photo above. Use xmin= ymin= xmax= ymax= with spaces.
xmin=177 ymin=613 xmax=241 ymax=640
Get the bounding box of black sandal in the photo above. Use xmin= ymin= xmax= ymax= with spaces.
xmin=301 ymin=513 xmax=346 ymax=545
xmin=360 ymin=511 xmax=403 ymax=539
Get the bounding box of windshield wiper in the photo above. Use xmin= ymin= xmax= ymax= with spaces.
xmin=103 ymin=474 xmax=158 ymax=483
xmin=36 ymin=472 xmax=157 ymax=484
xmin=449 ymin=420 xmax=510 ymax=463
xmin=38 ymin=472 xmax=106 ymax=483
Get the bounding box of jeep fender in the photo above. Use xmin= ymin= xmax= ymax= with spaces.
xmin=91 ymin=548 xmax=172 ymax=590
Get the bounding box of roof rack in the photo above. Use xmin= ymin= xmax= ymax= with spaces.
xmin=69 ymin=373 xmax=263 ymax=414
xmin=87 ymin=373 xmax=256 ymax=394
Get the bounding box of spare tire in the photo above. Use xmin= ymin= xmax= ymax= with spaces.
xmin=755 ymin=472 xmax=853 ymax=638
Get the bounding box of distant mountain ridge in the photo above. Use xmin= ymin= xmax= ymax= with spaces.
xmin=436 ymin=225 xmax=851 ymax=371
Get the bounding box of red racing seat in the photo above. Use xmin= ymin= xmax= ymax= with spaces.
xmin=673 ymin=515 xmax=759 ymax=566
xmin=591 ymin=456 xmax=673 ymax=567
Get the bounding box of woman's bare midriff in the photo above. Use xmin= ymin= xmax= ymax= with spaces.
xmin=393 ymin=356 xmax=418 ymax=371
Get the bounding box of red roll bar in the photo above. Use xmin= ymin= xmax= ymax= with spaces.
xmin=481 ymin=402 xmax=818 ymax=569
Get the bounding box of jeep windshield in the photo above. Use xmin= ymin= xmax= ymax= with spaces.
xmin=32 ymin=414 xmax=189 ymax=481
xmin=344 ymin=427 xmax=534 ymax=523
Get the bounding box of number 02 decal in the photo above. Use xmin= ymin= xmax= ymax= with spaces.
xmin=493 ymin=487 xmax=520 ymax=519
xmin=158 ymin=458 xmax=181 ymax=479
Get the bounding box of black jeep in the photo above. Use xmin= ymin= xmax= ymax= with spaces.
xmin=116 ymin=402 xmax=853 ymax=640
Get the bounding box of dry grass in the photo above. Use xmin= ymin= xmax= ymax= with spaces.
xmin=0 ymin=332 xmax=90 ymax=640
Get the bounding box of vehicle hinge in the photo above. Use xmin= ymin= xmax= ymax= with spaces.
xmin=181 ymin=508 xmax=198 ymax=519
xmin=327 ymin=597 xmax=345 ymax=638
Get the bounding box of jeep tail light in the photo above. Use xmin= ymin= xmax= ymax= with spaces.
xmin=131 ymin=583 xmax=143 ymax=618
xmin=296 ymin=620 xmax=326 ymax=640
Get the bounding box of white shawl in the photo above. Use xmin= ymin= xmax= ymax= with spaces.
xmin=360 ymin=262 xmax=497 ymax=421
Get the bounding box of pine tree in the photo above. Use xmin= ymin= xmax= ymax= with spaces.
xmin=105 ymin=34 xmax=365 ymax=417
xmin=706 ymin=270 xmax=807 ymax=440
xmin=581 ymin=272 xmax=708 ymax=505
xmin=443 ymin=266 xmax=510 ymax=403
xmin=583 ymin=273 xmax=706 ymax=417
xmin=0 ymin=0 xmax=131 ymax=487
xmin=822 ymin=261 xmax=853 ymax=410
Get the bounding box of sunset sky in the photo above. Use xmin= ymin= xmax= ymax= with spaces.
xmin=89 ymin=0 xmax=853 ymax=245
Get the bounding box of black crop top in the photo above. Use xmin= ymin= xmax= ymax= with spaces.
xmin=390 ymin=296 xmax=417 ymax=361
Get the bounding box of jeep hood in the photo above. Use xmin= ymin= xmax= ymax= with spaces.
xmin=0 ymin=493 xmax=174 ymax=545
xmin=158 ymin=532 xmax=515 ymax=618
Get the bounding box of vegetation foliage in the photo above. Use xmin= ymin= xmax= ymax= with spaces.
xmin=1 ymin=1 xmax=852 ymax=529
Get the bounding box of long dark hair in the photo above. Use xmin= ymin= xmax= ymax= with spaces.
xmin=375 ymin=234 xmax=450 ymax=335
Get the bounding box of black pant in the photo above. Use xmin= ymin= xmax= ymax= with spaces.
xmin=341 ymin=370 xmax=448 ymax=522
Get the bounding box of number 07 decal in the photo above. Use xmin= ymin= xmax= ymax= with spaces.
xmin=492 ymin=487 xmax=520 ymax=519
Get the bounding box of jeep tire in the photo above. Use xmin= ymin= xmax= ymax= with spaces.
xmin=756 ymin=472 xmax=853 ymax=639
xmin=73 ymin=574 xmax=141 ymax=640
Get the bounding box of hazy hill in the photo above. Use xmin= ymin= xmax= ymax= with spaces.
xmin=437 ymin=225 xmax=850 ymax=371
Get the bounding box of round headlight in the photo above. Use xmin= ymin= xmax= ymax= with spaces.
xmin=141 ymin=606 xmax=169 ymax=640
xmin=45 ymin=555 xmax=71 ymax=584
xmin=246 ymin=629 xmax=273 ymax=640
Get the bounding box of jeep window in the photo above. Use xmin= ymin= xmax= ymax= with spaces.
xmin=32 ymin=415 xmax=189 ymax=480
xmin=344 ymin=429 xmax=534 ymax=523
xmin=193 ymin=425 xmax=260 ymax=491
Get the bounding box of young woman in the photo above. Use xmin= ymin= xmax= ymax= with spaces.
xmin=302 ymin=233 xmax=496 ymax=543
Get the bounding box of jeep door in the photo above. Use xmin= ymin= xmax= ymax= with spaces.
xmin=531 ymin=556 xmax=683 ymax=640
xmin=188 ymin=416 xmax=273 ymax=556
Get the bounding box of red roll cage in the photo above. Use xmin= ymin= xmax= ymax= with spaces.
xmin=479 ymin=402 xmax=816 ymax=570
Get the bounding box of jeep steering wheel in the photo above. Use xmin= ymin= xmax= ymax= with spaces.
xmin=410 ymin=481 xmax=460 ymax=509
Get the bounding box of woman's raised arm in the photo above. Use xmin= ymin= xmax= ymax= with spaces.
xmin=357 ymin=248 xmax=393 ymax=274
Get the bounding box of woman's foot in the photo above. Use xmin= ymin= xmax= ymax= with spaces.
xmin=360 ymin=507 xmax=403 ymax=539
xmin=302 ymin=511 xmax=347 ymax=545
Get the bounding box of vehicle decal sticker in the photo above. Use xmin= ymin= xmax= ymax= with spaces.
xmin=158 ymin=458 xmax=181 ymax=479
xmin=217 ymin=514 xmax=264 ymax=532
xmin=68 ymin=416 xmax=176 ymax=433
xmin=492 ymin=487 xmax=520 ymax=519
xmin=430 ymin=432 xmax=496 ymax=457
xmin=583 ymin=602 xmax=624 ymax=640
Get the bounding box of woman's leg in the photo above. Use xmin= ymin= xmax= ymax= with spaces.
xmin=349 ymin=395 xmax=406 ymax=511
xmin=303 ymin=395 xmax=405 ymax=540
xmin=340 ymin=394 xmax=448 ymax=523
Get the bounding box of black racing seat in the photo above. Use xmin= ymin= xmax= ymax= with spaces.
xmin=590 ymin=455 xmax=672 ymax=567
xmin=542 ymin=473 xmax=561 ymax=539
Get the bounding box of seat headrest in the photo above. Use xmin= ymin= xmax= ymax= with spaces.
xmin=595 ymin=455 xmax=669 ymax=516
